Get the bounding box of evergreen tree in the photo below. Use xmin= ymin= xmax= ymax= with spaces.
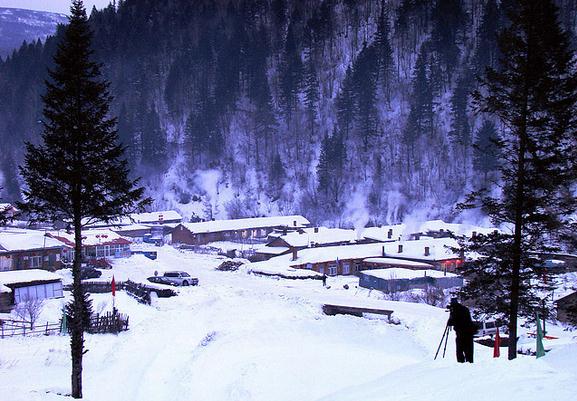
xmin=461 ymin=0 xmax=577 ymax=360
xmin=141 ymin=103 xmax=167 ymax=168
xmin=317 ymin=129 xmax=347 ymax=203
xmin=65 ymin=289 xmax=93 ymax=332
xmin=353 ymin=43 xmax=379 ymax=151
xmin=303 ymin=48 xmax=320 ymax=140
xmin=403 ymin=45 xmax=433 ymax=161
xmin=117 ymin=103 xmax=136 ymax=165
xmin=473 ymin=119 xmax=500 ymax=185
xmin=473 ymin=0 xmax=501 ymax=75
xmin=430 ymin=0 xmax=466 ymax=82
xmin=335 ymin=66 xmax=355 ymax=139
xmin=449 ymin=70 xmax=472 ymax=173
xmin=375 ymin=2 xmax=393 ymax=102
xmin=17 ymin=2 xmax=150 ymax=396
xmin=279 ymin=23 xmax=304 ymax=121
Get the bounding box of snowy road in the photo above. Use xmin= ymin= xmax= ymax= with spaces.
xmin=1 ymin=246 xmax=576 ymax=401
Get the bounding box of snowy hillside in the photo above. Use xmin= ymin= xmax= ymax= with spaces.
xmin=0 ymin=247 xmax=576 ymax=401
xmin=0 ymin=8 xmax=66 ymax=59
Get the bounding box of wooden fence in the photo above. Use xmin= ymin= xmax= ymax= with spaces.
xmin=64 ymin=280 xmax=177 ymax=305
xmin=0 ymin=319 xmax=61 ymax=338
xmin=87 ymin=311 xmax=129 ymax=334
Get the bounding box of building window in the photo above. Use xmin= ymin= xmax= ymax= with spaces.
xmin=31 ymin=256 xmax=42 ymax=268
xmin=306 ymin=263 xmax=312 ymax=270
xmin=328 ymin=264 xmax=337 ymax=276
xmin=342 ymin=263 xmax=350 ymax=275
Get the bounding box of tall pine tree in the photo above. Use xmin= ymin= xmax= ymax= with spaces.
xmin=17 ymin=1 xmax=150 ymax=396
xmin=461 ymin=0 xmax=577 ymax=360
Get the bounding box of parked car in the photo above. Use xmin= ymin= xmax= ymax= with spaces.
xmin=88 ymin=258 xmax=112 ymax=269
xmin=147 ymin=276 xmax=177 ymax=286
xmin=158 ymin=271 xmax=198 ymax=286
xmin=474 ymin=320 xmax=505 ymax=337
xmin=80 ymin=266 xmax=102 ymax=280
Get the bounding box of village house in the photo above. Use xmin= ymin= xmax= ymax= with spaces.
xmin=172 ymin=215 xmax=310 ymax=246
xmin=358 ymin=268 xmax=463 ymax=293
xmin=0 ymin=203 xmax=19 ymax=221
xmin=83 ymin=210 xmax=183 ymax=228
xmin=286 ymin=243 xmax=389 ymax=275
xmin=377 ymin=237 xmax=464 ymax=272
xmin=0 ymin=269 xmax=64 ymax=312
xmin=555 ymin=292 xmax=577 ymax=325
xmin=254 ymin=227 xmax=358 ymax=261
xmin=248 ymin=235 xmax=465 ymax=277
xmin=0 ymin=229 xmax=68 ymax=271
xmin=47 ymin=229 xmax=132 ymax=262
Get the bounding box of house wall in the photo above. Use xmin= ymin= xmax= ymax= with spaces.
xmin=173 ymin=225 xmax=284 ymax=246
xmin=293 ymin=259 xmax=364 ymax=276
xmin=358 ymin=273 xmax=463 ymax=292
xmin=0 ymin=292 xmax=11 ymax=312
xmin=556 ymin=293 xmax=577 ymax=325
xmin=12 ymin=281 xmax=64 ymax=303
xmin=0 ymin=255 xmax=11 ymax=271
xmin=7 ymin=248 xmax=63 ymax=271
xmin=63 ymin=243 xmax=131 ymax=261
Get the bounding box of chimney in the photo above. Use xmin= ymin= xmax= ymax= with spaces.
xmin=314 ymin=227 xmax=319 ymax=233
xmin=398 ymin=244 xmax=403 ymax=253
xmin=387 ymin=229 xmax=393 ymax=239
xmin=292 ymin=248 xmax=298 ymax=261
xmin=471 ymin=231 xmax=477 ymax=238
xmin=382 ymin=246 xmax=385 ymax=257
xmin=293 ymin=220 xmax=297 ymax=227
xmin=424 ymin=246 xmax=430 ymax=256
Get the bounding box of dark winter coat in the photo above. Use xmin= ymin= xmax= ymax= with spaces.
xmin=448 ymin=302 xmax=475 ymax=336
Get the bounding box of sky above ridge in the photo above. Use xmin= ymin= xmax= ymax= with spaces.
xmin=0 ymin=0 xmax=111 ymax=15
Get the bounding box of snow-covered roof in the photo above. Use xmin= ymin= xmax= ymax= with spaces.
xmin=47 ymin=229 xmax=131 ymax=247
xmin=83 ymin=210 xmax=183 ymax=227
xmin=256 ymin=246 xmax=290 ymax=255
xmin=273 ymin=227 xmax=357 ymax=247
xmin=0 ymin=269 xmax=62 ymax=285
xmin=180 ymin=215 xmax=310 ymax=234
xmin=0 ymin=283 xmax=11 ymax=293
xmin=359 ymin=220 xmax=498 ymax=242
xmin=0 ymin=229 xmax=67 ymax=252
xmin=417 ymin=220 xmax=497 ymax=237
xmin=382 ymin=237 xmax=461 ymax=261
xmin=361 ymin=268 xmax=458 ymax=280
xmin=363 ymin=257 xmax=434 ymax=269
xmin=0 ymin=203 xmax=18 ymax=213
xmin=361 ymin=224 xmax=406 ymax=242
xmin=110 ymin=224 xmax=152 ymax=232
xmin=284 ymin=243 xmax=387 ymax=267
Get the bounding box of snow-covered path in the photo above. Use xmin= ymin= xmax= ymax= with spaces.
xmin=1 ymin=246 xmax=576 ymax=401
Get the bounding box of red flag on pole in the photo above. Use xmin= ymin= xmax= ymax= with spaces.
xmin=493 ymin=326 xmax=501 ymax=358
xmin=111 ymin=275 xmax=116 ymax=297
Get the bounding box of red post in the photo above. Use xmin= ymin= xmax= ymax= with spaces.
xmin=493 ymin=326 xmax=501 ymax=358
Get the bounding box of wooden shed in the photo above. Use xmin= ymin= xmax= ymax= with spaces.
xmin=555 ymin=292 xmax=577 ymax=325
xmin=0 ymin=269 xmax=64 ymax=312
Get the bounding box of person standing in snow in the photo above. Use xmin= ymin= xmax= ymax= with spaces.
xmin=447 ymin=298 xmax=475 ymax=363
xmin=322 ymin=274 xmax=327 ymax=287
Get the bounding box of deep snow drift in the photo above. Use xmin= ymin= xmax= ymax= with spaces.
xmin=0 ymin=246 xmax=575 ymax=401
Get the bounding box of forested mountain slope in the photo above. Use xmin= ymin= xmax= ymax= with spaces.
xmin=0 ymin=7 xmax=66 ymax=59
xmin=1 ymin=0 xmax=576 ymax=225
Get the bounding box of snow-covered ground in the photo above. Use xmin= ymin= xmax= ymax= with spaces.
xmin=0 ymin=245 xmax=576 ymax=401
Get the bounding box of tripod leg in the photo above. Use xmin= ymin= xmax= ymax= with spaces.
xmin=442 ymin=326 xmax=450 ymax=358
xmin=434 ymin=324 xmax=449 ymax=360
